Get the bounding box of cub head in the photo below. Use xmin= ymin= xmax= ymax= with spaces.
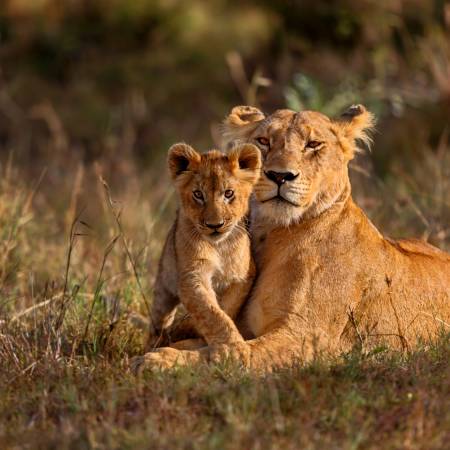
xmin=222 ymin=104 xmax=375 ymax=226
xmin=167 ymin=143 xmax=261 ymax=242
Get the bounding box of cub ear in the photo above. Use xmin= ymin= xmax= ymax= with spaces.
xmin=229 ymin=144 xmax=261 ymax=184
xmin=221 ymin=105 xmax=265 ymax=150
xmin=167 ymin=143 xmax=201 ymax=179
xmin=333 ymin=104 xmax=376 ymax=158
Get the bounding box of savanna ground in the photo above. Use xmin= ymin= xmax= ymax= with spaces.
xmin=0 ymin=1 xmax=449 ymax=449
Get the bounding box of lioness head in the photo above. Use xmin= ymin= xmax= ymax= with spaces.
xmin=222 ymin=105 xmax=375 ymax=226
xmin=168 ymin=143 xmax=261 ymax=242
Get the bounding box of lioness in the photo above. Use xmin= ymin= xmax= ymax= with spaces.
xmin=148 ymin=143 xmax=261 ymax=349
xmin=134 ymin=105 xmax=450 ymax=372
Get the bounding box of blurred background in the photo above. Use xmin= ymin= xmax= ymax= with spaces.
xmin=0 ymin=0 xmax=449 ymax=315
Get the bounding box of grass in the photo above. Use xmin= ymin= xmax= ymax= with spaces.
xmin=0 ymin=331 xmax=448 ymax=449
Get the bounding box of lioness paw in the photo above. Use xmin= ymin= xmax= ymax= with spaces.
xmin=130 ymin=352 xmax=174 ymax=374
xmin=131 ymin=347 xmax=204 ymax=374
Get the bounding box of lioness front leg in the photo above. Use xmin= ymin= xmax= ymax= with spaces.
xmin=131 ymin=328 xmax=302 ymax=372
xmin=206 ymin=323 xmax=333 ymax=371
xmin=170 ymin=338 xmax=206 ymax=350
xmin=178 ymin=268 xmax=244 ymax=346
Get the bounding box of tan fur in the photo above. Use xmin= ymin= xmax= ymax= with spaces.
xmin=133 ymin=105 xmax=450 ymax=373
xmin=148 ymin=143 xmax=261 ymax=349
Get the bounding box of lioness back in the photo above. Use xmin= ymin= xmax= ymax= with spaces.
xmin=149 ymin=143 xmax=261 ymax=348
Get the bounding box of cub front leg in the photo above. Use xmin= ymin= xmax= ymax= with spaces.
xmin=220 ymin=276 xmax=255 ymax=321
xmin=178 ymin=268 xmax=244 ymax=346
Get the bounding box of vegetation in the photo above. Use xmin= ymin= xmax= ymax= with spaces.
xmin=0 ymin=1 xmax=449 ymax=448
xmin=1 ymin=333 xmax=449 ymax=449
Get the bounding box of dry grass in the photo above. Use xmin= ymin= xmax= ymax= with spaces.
xmin=0 ymin=336 xmax=449 ymax=450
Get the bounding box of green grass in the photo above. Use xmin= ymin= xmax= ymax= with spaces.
xmin=0 ymin=332 xmax=448 ymax=449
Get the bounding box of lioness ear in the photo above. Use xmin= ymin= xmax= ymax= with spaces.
xmin=226 ymin=105 xmax=266 ymax=127
xmin=229 ymin=144 xmax=261 ymax=184
xmin=333 ymin=104 xmax=376 ymax=158
xmin=221 ymin=105 xmax=265 ymax=150
xmin=167 ymin=143 xmax=201 ymax=179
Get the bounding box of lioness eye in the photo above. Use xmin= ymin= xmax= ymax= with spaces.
xmin=306 ymin=140 xmax=322 ymax=150
xmin=256 ymin=137 xmax=269 ymax=147
xmin=224 ymin=189 xmax=234 ymax=199
xmin=193 ymin=190 xmax=204 ymax=200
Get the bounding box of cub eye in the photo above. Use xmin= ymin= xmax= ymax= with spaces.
xmin=306 ymin=140 xmax=322 ymax=150
xmin=256 ymin=137 xmax=270 ymax=147
xmin=193 ymin=190 xmax=204 ymax=200
xmin=224 ymin=189 xmax=234 ymax=199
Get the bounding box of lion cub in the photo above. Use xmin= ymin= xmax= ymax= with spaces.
xmin=149 ymin=142 xmax=261 ymax=349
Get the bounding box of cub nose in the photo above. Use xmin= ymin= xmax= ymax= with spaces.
xmin=265 ymin=170 xmax=298 ymax=186
xmin=205 ymin=221 xmax=225 ymax=230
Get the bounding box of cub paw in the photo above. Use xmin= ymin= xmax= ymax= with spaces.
xmin=209 ymin=342 xmax=251 ymax=366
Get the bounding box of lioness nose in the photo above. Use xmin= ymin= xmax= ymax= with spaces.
xmin=265 ymin=171 xmax=298 ymax=186
xmin=205 ymin=221 xmax=225 ymax=230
